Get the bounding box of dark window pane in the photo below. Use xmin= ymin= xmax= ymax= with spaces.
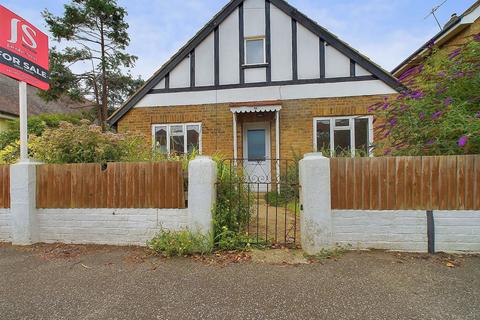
xmin=245 ymin=39 xmax=264 ymax=64
xmin=187 ymin=125 xmax=200 ymax=154
xmin=154 ymin=126 xmax=167 ymax=153
xmin=355 ymin=118 xmax=369 ymax=155
xmin=334 ymin=130 xmax=351 ymax=155
xmin=335 ymin=119 xmax=350 ymax=127
xmin=247 ymin=129 xmax=266 ymax=161
xmin=316 ymin=120 xmax=330 ymax=152
xmin=170 ymin=125 xmax=185 ymax=154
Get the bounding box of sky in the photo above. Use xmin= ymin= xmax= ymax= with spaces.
xmin=1 ymin=0 xmax=474 ymax=80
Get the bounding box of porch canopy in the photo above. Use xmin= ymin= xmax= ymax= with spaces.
xmin=230 ymin=105 xmax=282 ymax=182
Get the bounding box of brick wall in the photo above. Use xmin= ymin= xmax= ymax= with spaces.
xmin=117 ymin=94 xmax=387 ymax=159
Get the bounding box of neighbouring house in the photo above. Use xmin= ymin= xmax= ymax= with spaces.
xmin=393 ymin=0 xmax=480 ymax=82
xmin=109 ymin=0 xmax=402 ymax=171
xmin=0 ymin=74 xmax=90 ymax=131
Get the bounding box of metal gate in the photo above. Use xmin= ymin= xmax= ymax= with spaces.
xmin=217 ymin=158 xmax=300 ymax=247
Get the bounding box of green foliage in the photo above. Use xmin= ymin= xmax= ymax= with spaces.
xmin=0 ymin=113 xmax=87 ymax=150
xmin=305 ymin=245 xmax=351 ymax=261
xmin=372 ymin=37 xmax=480 ymax=155
xmin=148 ymin=229 xmax=212 ymax=257
xmin=212 ymin=157 xmax=254 ymax=250
xmin=42 ymin=0 xmax=142 ymax=127
xmin=29 ymin=120 xmax=148 ymax=164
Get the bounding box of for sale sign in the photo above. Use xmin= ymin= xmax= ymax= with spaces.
xmin=0 ymin=5 xmax=49 ymax=90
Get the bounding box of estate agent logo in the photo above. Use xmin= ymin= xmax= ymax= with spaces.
xmin=0 ymin=5 xmax=49 ymax=90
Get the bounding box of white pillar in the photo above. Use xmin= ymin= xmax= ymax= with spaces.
xmin=299 ymin=153 xmax=332 ymax=254
xmin=275 ymin=110 xmax=280 ymax=184
xmin=19 ymin=81 xmax=28 ymax=161
xmin=11 ymin=162 xmax=38 ymax=245
xmin=232 ymin=113 xmax=237 ymax=160
xmin=188 ymin=156 xmax=216 ymax=237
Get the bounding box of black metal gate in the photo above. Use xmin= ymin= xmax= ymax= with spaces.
xmin=217 ymin=158 xmax=300 ymax=247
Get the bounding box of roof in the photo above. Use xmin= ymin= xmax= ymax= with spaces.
xmin=0 ymin=74 xmax=91 ymax=118
xmin=108 ymin=0 xmax=402 ymax=126
xmin=392 ymin=0 xmax=480 ymax=76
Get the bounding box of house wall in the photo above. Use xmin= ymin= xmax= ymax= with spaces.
xmin=118 ymin=94 xmax=388 ymax=159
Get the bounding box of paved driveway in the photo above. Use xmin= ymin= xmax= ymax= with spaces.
xmin=0 ymin=244 xmax=479 ymax=320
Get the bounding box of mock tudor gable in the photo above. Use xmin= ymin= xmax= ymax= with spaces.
xmin=109 ymin=0 xmax=400 ymax=125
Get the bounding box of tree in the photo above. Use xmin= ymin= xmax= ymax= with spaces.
xmin=42 ymin=0 xmax=143 ymax=130
xmin=371 ymin=34 xmax=480 ymax=156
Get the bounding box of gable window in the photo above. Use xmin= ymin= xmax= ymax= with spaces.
xmin=152 ymin=123 xmax=202 ymax=154
xmin=313 ymin=116 xmax=373 ymax=157
xmin=245 ymin=37 xmax=265 ymax=65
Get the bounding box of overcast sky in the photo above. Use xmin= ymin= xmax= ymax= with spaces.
xmin=2 ymin=0 xmax=474 ymax=80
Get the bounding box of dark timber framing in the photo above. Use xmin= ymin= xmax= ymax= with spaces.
xmin=319 ymin=38 xmax=325 ymax=78
xmin=165 ymin=73 xmax=170 ymax=89
xmin=239 ymin=2 xmax=245 ymax=84
xmin=350 ymin=59 xmax=356 ymax=77
xmin=190 ymin=50 xmax=195 ymax=88
xmin=108 ymin=0 xmax=402 ymax=126
xmin=291 ymin=18 xmax=298 ymax=81
xmin=265 ymin=0 xmax=272 ymax=83
xmin=214 ymin=27 xmax=220 ymax=86
xmin=150 ymin=75 xmax=377 ymax=94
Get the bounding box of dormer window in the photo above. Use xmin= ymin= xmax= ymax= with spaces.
xmin=245 ymin=37 xmax=265 ymax=65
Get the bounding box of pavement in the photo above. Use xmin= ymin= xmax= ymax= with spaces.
xmin=0 ymin=243 xmax=479 ymax=320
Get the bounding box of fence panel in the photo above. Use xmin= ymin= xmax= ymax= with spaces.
xmin=36 ymin=162 xmax=185 ymax=209
xmin=0 ymin=165 xmax=10 ymax=208
xmin=331 ymin=155 xmax=480 ymax=210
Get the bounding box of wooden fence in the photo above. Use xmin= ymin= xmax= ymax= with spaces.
xmin=331 ymin=155 xmax=480 ymax=210
xmin=0 ymin=165 xmax=10 ymax=209
xmin=36 ymin=162 xmax=185 ymax=209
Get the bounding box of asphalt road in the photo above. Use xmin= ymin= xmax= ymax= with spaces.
xmin=0 ymin=244 xmax=479 ymax=320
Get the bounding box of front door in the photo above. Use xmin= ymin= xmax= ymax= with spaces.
xmin=243 ymin=122 xmax=270 ymax=190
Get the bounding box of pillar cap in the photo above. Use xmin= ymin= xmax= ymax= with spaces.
xmin=303 ymin=152 xmax=329 ymax=159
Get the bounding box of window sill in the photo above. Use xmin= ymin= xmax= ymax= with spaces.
xmin=242 ymin=63 xmax=269 ymax=69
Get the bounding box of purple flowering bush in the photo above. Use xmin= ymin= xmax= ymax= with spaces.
xmin=371 ymin=35 xmax=480 ymax=155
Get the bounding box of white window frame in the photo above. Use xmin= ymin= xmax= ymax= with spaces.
xmin=151 ymin=123 xmax=202 ymax=154
xmin=244 ymin=36 xmax=266 ymax=65
xmin=313 ymin=116 xmax=374 ymax=157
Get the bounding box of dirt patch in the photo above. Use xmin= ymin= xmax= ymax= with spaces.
xmin=192 ymin=251 xmax=252 ymax=267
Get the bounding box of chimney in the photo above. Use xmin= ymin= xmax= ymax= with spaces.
xmin=443 ymin=13 xmax=459 ymax=29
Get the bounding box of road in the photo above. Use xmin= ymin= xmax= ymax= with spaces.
xmin=0 ymin=243 xmax=479 ymax=320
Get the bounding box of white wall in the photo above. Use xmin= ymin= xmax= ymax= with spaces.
xmin=297 ymin=24 xmax=320 ymax=80
xmin=356 ymin=64 xmax=371 ymax=77
xmin=195 ymin=33 xmax=215 ymax=87
xmin=137 ymin=80 xmax=397 ymax=107
xmin=325 ymin=45 xmax=351 ymax=78
xmin=435 ymin=211 xmax=480 ymax=253
xmin=270 ymin=3 xmax=292 ymax=81
xmin=154 ymin=77 xmax=166 ymax=90
xmin=333 ymin=210 xmax=428 ymax=252
xmin=36 ymin=209 xmax=188 ymax=246
xmin=169 ymin=57 xmax=190 ymax=88
xmin=245 ymin=68 xmax=266 ymax=83
xmin=244 ymin=0 xmax=265 ymax=37
xmin=219 ymin=7 xmax=240 ymax=85
xmin=0 ymin=209 xmax=11 ymax=242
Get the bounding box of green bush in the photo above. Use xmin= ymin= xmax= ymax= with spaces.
xmin=28 ymin=120 xmax=149 ymax=164
xmin=0 ymin=112 xmax=90 ymax=150
xmin=148 ymin=229 xmax=212 ymax=257
xmin=212 ymin=157 xmax=254 ymax=250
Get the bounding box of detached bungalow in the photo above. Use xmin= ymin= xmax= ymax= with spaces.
xmin=109 ymin=0 xmax=401 ymax=167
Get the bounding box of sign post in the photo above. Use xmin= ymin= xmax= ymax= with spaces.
xmin=0 ymin=5 xmax=49 ymax=162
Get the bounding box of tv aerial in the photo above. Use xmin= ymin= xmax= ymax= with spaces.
xmin=424 ymin=0 xmax=448 ymax=31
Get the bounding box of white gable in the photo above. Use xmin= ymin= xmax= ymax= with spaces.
xmin=195 ymin=32 xmax=215 ymax=87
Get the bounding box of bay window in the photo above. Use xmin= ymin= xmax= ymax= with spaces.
xmin=152 ymin=123 xmax=202 ymax=154
xmin=313 ymin=116 xmax=373 ymax=156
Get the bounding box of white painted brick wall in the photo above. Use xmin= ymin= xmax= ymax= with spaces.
xmin=435 ymin=211 xmax=480 ymax=253
xmin=332 ymin=210 xmax=428 ymax=252
xmin=0 ymin=209 xmax=11 ymax=242
xmin=37 ymin=208 xmax=189 ymax=246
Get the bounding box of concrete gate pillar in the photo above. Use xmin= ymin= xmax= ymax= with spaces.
xmin=299 ymin=153 xmax=333 ymax=254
